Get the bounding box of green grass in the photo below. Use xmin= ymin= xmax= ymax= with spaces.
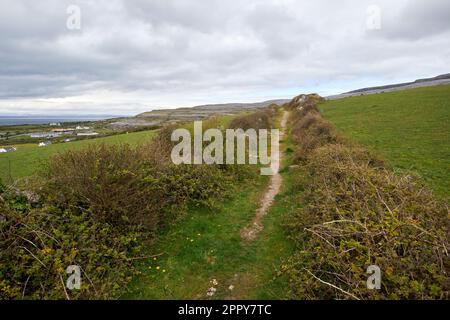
xmin=123 ymin=168 xmax=295 ymax=300
xmin=320 ymin=85 xmax=450 ymax=199
xmin=0 ymin=129 xmax=157 ymax=182
xmin=0 ymin=113 xmax=244 ymax=183
xmin=123 ymin=111 xmax=295 ymax=300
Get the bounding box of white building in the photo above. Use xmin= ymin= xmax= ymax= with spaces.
xmin=38 ymin=141 xmax=52 ymax=147
xmin=77 ymin=132 xmax=99 ymax=136
xmin=30 ymin=132 xmax=61 ymax=138
xmin=0 ymin=147 xmax=17 ymax=153
xmin=76 ymin=126 xmax=90 ymax=130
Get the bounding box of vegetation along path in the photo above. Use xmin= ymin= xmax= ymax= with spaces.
xmin=124 ymin=110 xmax=294 ymax=300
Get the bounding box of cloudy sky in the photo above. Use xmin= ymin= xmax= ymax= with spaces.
xmin=0 ymin=0 xmax=449 ymax=115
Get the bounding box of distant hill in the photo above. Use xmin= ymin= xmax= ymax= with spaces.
xmin=135 ymin=99 xmax=289 ymax=122
xmin=128 ymin=73 xmax=450 ymax=125
xmin=191 ymin=99 xmax=290 ymax=111
xmin=327 ymin=73 xmax=450 ymax=100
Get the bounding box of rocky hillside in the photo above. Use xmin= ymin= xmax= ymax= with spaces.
xmin=328 ymin=73 xmax=450 ymax=100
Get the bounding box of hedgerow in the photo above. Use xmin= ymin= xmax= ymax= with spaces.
xmin=283 ymin=94 xmax=450 ymax=299
xmin=0 ymin=111 xmax=270 ymax=299
xmin=228 ymin=106 xmax=278 ymax=131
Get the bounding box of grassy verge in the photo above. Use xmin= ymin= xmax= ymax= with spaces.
xmin=320 ymin=85 xmax=450 ymax=199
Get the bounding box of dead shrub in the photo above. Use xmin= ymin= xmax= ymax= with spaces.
xmin=228 ymin=107 xmax=276 ymax=131
xmin=141 ymin=124 xmax=179 ymax=166
xmin=293 ymin=120 xmax=342 ymax=162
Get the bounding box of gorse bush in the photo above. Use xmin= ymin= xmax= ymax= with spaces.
xmin=283 ymin=94 xmax=450 ymax=299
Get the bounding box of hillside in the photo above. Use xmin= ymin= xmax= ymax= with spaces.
xmin=321 ymin=84 xmax=450 ymax=199
xmin=327 ymin=73 xmax=450 ymax=100
xmin=135 ymin=99 xmax=289 ymax=121
xmin=108 ymin=74 xmax=450 ymax=129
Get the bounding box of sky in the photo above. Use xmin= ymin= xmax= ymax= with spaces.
xmin=0 ymin=0 xmax=449 ymax=116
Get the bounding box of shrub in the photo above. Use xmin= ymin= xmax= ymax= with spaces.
xmin=42 ymin=142 xmax=241 ymax=230
xmin=285 ymin=144 xmax=450 ymax=299
xmin=228 ymin=107 xmax=276 ymax=131
xmin=283 ymin=93 xmax=450 ymax=300
xmin=1 ymin=109 xmax=264 ymax=299
xmin=290 ymin=111 xmax=342 ymax=162
xmin=42 ymin=144 xmax=159 ymax=231
xmin=142 ymin=124 xmax=179 ymax=166
xmin=0 ymin=191 xmax=143 ymax=299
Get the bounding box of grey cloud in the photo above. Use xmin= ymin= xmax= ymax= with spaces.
xmin=0 ymin=0 xmax=449 ymax=115
xmin=376 ymin=0 xmax=450 ymax=40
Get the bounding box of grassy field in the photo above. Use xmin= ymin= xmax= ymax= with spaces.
xmin=0 ymin=114 xmax=240 ymax=183
xmin=0 ymin=129 xmax=157 ymax=182
xmin=320 ymin=84 xmax=450 ymax=199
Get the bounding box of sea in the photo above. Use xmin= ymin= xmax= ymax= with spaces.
xmin=0 ymin=115 xmax=119 ymax=126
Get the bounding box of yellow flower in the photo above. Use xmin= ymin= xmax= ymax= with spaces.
xmin=156 ymin=266 xmax=160 ymax=270
xmin=41 ymin=247 xmax=52 ymax=255
xmin=197 ymin=233 xmax=201 ymax=236
xmin=162 ymin=269 xmax=166 ymax=273
xmin=148 ymin=266 xmax=152 ymax=269
xmin=153 ymin=257 xmax=157 ymax=261
xmin=190 ymin=239 xmax=194 ymax=242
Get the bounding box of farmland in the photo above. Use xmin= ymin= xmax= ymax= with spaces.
xmin=320 ymin=84 xmax=450 ymax=199
xmin=0 ymin=129 xmax=157 ymax=182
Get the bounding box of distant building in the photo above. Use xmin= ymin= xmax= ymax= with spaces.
xmin=77 ymin=132 xmax=99 ymax=136
xmin=49 ymin=122 xmax=61 ymax=126
xmin=0 ymin=147 xmax=17 ymax=153
xmin=38 ymin=141 xmax=52 ymax=147
xmin=30 ymin=132 xmax=61 ymax=138
xmin=76 ymin=126 xmax=90 ymax=130
xmin=51 ymin=128 xmax=75 ymax=133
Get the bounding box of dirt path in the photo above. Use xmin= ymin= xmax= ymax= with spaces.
xmin=240 ymin=110 xmax=289 ymax=242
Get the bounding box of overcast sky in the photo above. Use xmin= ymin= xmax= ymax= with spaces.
xmin=0 ymin=0 xmax=449 ymax=115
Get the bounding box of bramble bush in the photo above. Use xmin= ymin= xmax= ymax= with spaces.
xmin=0 ymin=199 xmax=143 ymax=299
xmin=0 ymin=109 xmax=270 ymax=299
xmin=282 ymin=94 xmax=449 ymax=299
